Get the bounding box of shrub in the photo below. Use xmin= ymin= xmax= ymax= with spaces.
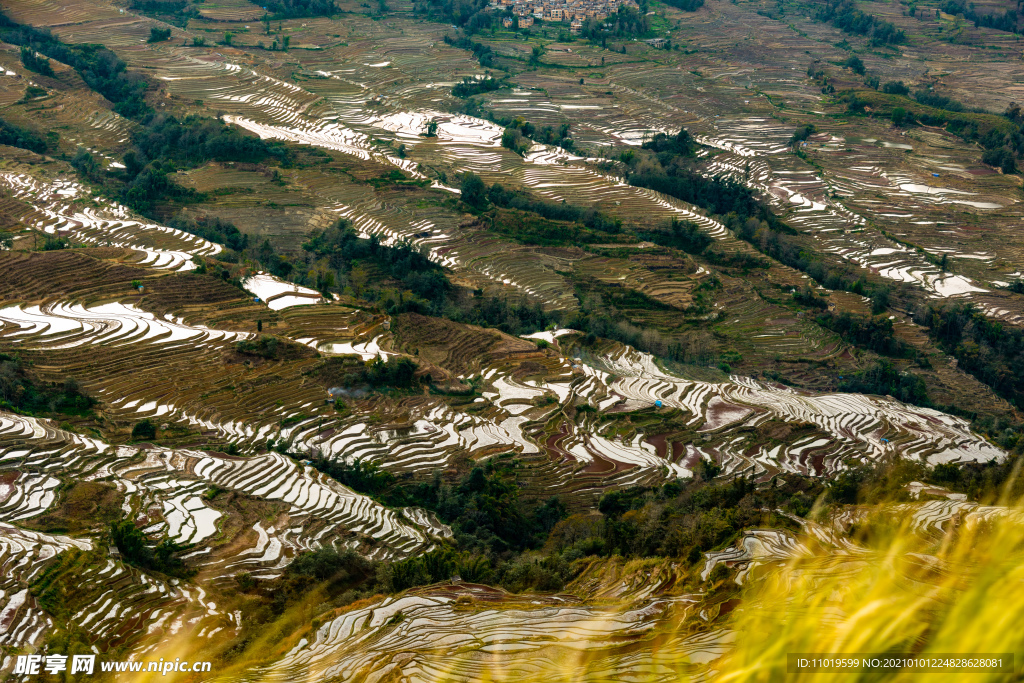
xmin=287 ymin=546 xmax=371 ymax=581
xmin=844 ymin=55 xmax=865 ymax=75
xmin=838 ymin=360 xmax=929 ymax=406
xmin=452 ymin=75 xmax=503 ymax=98
xmin=264 ymin=0 xmax=338 ymax=18
xmin=0 ymin=116 xmax=49 ymax=153
xmin=641 ymin=218 xmax=711 ymax=254
xmin=19 ymin=46 xmax=54 ymax=76
xmin=132 ymin=419 xmax=157 ymax=440
xmin=41 ymin=237 xmax=70 ymax=251
xmin=0 ymin=358 xmax=95 ymax=416
xmin=460 ymin=172 xmax=487 ymax=208
xmin=882 ymin=80 xmax=909 ymax=95
xmin=235 ymin=335 xmax=316 ymax=360
xmin=110 ymin=519 xmax=194 ymax=578
xmin=789 ymin=124 xmax=816 ymax=146
xmin=148 ymin=27 xmax=172 ymax=42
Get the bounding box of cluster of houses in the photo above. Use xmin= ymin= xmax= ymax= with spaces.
xmin=493 ymin=0 xmax=639 ymax=32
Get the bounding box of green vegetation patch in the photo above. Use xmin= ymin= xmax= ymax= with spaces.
xmin=0 ymin=115 xmax=50 ymax=154
xmin=264 ymin=0 xmax=338 ymax=19
xmin=121 ymin=115 xmax=291 ymax=214
xmin=917 ymin=302 xmax=1024 ymax=408
xmin=0 ymin=355 xmax=95 ymax=417
xmin=486 ymin=208 xmax=609 ymax=247
xmin=24 ymin=481 xmax=123 ymax=534
xmin=1 ymin=17 xmax=151 ymax=119
xmin=806 ymin=0 xmax=905 ymax=45
xmin=315 ymin=455 xmax=565 ymax=556
xmin=236 ymin=335 xmax=320 ymax=361
xmin=310 ymin=355 xmax=423 ymax=393
xmin=452 ymin=75 xmax=505 ymax=98
xmin=110 ymin=519 xmax=197 ymax=579
xmin=837 ymin=360 xmax=929 ymax=407
xmin=815 ymin=311 xmax=916 ymax=359
xmin=130 ymin=0 xmax=198 ymax=28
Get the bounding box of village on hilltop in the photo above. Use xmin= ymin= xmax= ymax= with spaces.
xmin=491 ymin=0 xmax=641 ymax=32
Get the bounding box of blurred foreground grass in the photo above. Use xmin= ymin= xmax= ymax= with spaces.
xmin=717 ymin=491 xmax=1024 ymax=681
xmin=132 ymin=477 xmax=1024 ymax=683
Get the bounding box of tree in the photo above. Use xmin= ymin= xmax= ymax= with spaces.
xmin=110 ymin=519 xmax=194 ymax=578
xmin=258 ymin=239 xmax=275 ymax=266
xmin=349 ymin=264 xmax=369 ymax=297
xmin=424 ymin=120 xmax=438 ymax=137
xmin=870 ymin=286 xmax=890 ymax=314
xmin=1005 ymin=102 xmax=1023 ymax=125
xmin=42 ymin=236 xmax=70 ymax=251
xmin=891 ymin=106 xmax=907 ymax=126
xmin=501 ymin=127 xmax=528 ymax=155
xmin=0 ymin=116 xmax=49 ymax=153
xmin=844 ymin=55 xmax=865 ymax=75
xmin=132 ymin=419 xmax=157 ymax=441
xmin=693 ymin=457 xmax=722 ymax=481
xmin=63 ymin=377 xmax=80 ymax=396
xmin=19 ymin=47 xmax=54 ymax=77
xmin=460 ymin=172 xmax=487 ymax=207
xmin=882 ymin=80 xmax=909 ymax=95
xmin=71 ymin=146 xmax=101 ymax=181
xmin=789 ymin=124 xmax=816 ymax=147
xmin=982 ymin=147 xmax=1016 ymax=174
xmin=148 ymin=27 xmax=172 ymax=43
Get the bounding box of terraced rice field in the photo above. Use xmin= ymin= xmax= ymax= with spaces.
xmin=0 ymin=244 xmax=999 ymax=518
xmin=249 ymin=326 xmax=1004 ymax=488
xmin=233 ymin=583 xmax=728 ymax=683
xmin=242 ymin=273 xmax=324 ymax=310
xmin=21 ymin=0 xmax=1017 ymax=323
xmin=185 ymin=48 xmax=1022 ymax=319
xmin=221 ymin=473 xmax=1011 ymax=683
xmin=0 ymin=301 xmax=251 ymax=349
xmin=2 ymin=0 xmax=1024 ymax=671
xmin=0 ymin=521 xmax=92 ymax=649
xmin=0 ymin=380 xmax=609 ymax=658
xmin=0 ymin=170 xmax=220 ymax=270
xmin=0 ymin=411 xmax=450 ymax=566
